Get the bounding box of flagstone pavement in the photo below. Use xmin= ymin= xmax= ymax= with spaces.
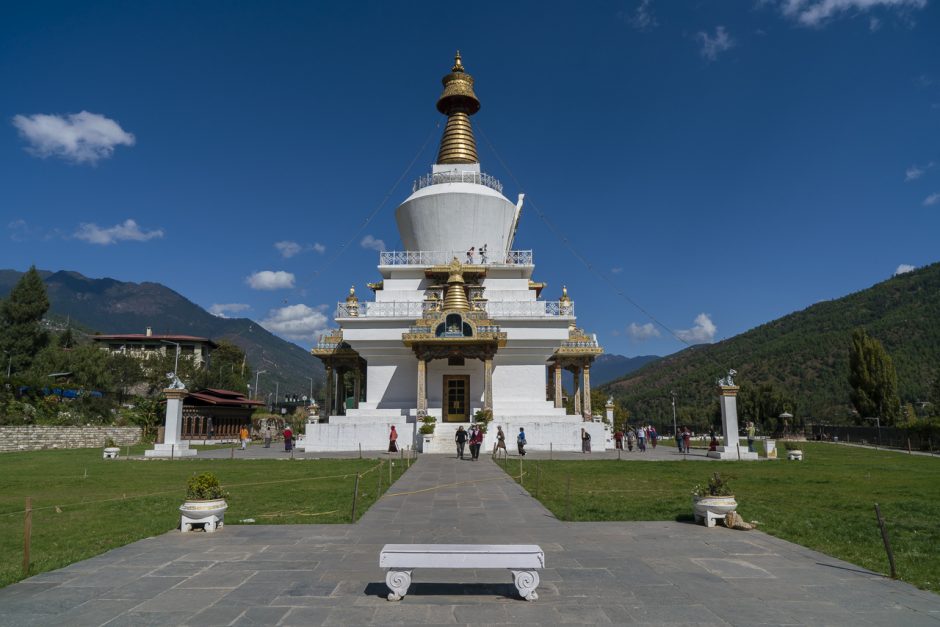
xmin=1 ymin=455 xmax=938 ymax=626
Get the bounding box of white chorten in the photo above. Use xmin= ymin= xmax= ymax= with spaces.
xmin=304 ymin=53 xmax=605 ymax=453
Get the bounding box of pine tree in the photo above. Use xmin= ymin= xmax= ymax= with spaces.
xmin=848 ymin=328 xmax=901 ymax=424
xmin=0 ymin=267 xmax=50 ymax=376
xmin=929 ymin=367 xmax=940 ymax=418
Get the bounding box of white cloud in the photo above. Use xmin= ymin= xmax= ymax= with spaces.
xmin=12 ymin=111 xmax=135 ymax=164
xmin=274 ymin=240 xmax=302 ymax=258
xmin=259 ymin=304 xmax=330 ymax=342
xmin=676 ymin=313 xmax=717 ymax=344
xmin=869 ymin=16 xmax=881 ymax=30
xmin=777 ymin=0 xmax=926 ymax=28
xmin=245 ymin=270 xmax=295 ymax=290
xmin=627 ymin=322 xmax=661 ymax=341
xmin=623 ymin=0 xmax=658 ymax=31
xmin=312 ymin=242 xmax=326 ymax=254
xmin=696 ymin=26 xmax=734 ymax=61
xmin=209 ymin=303 xmax=251 ymax=318
xmin=905 ymin=161 xmax=934 ymax=181
xmin=894 ymin=264 xmax=916 ymax=276
xmin=74 ymin=219 xmax=163 ymax=245
xmin=360 ymin=234 xmax=386 ymax=252
xmin=923 ymin=192 xmax=940 ymax=206
xmin=610 ymin=267 xmax=623 ymax=274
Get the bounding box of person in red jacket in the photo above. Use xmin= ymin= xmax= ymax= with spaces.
xmin=283 ymin=426 xmax=293 ymax=452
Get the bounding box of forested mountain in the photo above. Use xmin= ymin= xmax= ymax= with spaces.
xmin=586 ymin=353 xmax=660 ymax=386
xmin=602 ymin=262 xmax=940 ymax=424
xmin=0 ymin=269 xmax=323 ymax=398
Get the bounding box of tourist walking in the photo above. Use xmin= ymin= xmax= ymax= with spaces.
xmin=466 ymin=246 xmax=475 ymax=263
xmin=637 ymin=425 xmax=646 ymax=452
xmin=469 ymin=425 xmax=483 ymax=460
xmin=613 ymin=429 xmax=624 ymax=450
xmin=581 ymin=427 xmax=592 ymax=453
xmin=682 ymin=426 xmax=692 ymax=454
xmin=480 ymin=244 xmax=488 ymax=264
xmin=492 ymin=426 xmax=507 ymax=457
xmin=709 ymin=428 xmax=718 ymax=452
xmin=649 ymin=425 xmax=658 ymax=448
xmin=675 ymin=429 xmax=682 ymax=452
xmin=388 ymin=425 xmax=399 ymax=453
xmin=747 ymin=421 xmax=756 ymax=453
xmin=239 ymin=425 xmax=250 ymax=450
xmin=263 ymin=425 xmax=272 ymax=448
xmin=517 ymin=427 xmax=527 ymax=456
xmin=455 ymin=425 xmax=468 ymax=459
xmin=626 ymin=427 xmax=635 ymax=452
xmin=283 ymin=426 xmax=293 ymax=452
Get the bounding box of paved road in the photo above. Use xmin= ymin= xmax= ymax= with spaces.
xmin=1 ymin=455 xmax=937 ymax=626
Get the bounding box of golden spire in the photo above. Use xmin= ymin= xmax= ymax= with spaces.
xmin=559 ymin=286 xmax=571 ymax=303
xmin=442 ymin=258 xmax=470 ymax=311
xmin=436 ymin=51 xmax=481 ymax=165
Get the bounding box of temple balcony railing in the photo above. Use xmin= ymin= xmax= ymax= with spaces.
xmin=379 ymin=250 xmax=533 ymax=267
xmin=412 ymin=171 xmax=503 ymax=194
xmin=336 ymin=300 xmax=574 ymax=319
xmin=561 ymin=340 xmax=598 ymax=348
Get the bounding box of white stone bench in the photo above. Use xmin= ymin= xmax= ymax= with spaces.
xmin=380 ymin=544 xmax=544 ymax=601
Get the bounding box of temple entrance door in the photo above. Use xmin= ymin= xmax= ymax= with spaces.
xmin=443 ymin=375 xmax=470 ymax=422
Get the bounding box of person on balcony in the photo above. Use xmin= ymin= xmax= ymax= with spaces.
xmin=480 ymin=244 xmax=488 ymax=264
xmin=466 ymin=247 xmax=475 ymax=264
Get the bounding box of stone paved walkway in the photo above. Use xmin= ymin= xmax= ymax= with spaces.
xmin=1 ymin=455 xmax=938 ymax=626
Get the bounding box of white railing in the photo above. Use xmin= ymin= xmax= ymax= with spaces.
xmin=413 ymin=171 xmax=503 ymax=194
xmin=562 ymin=340 xmax=598 ymax=348
xmin=335 ymin=299 xmax=574 ymax=319
xmin=379 ymin=250 xmax=534 ymax=267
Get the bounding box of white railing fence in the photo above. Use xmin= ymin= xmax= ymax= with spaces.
xmin=413 ymin=171 xmax=503 ymax=194
xmin=379 ymin=250 xmax=533 ymax=266
xmin=336 ymin=300 xmax=574 ymax=318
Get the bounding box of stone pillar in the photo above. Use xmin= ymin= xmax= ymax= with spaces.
xmin=707 ymin=385 xmax=758 ymax=460
xmin=416 ymin=358 xmax=427 ymax=417
xmin=145 ymin=388 xmax=197 ymax=457
xmin=484 ymin=357 xmax=494 ymax=412
xmin=324 ymin=365 xmax=334 ymax=417
xmin=582 ymin=363 xmax=592 ymax=420
xmin=605 ymin=398 xmax=614 ymax=424
xmin=573 ymin=367 xmax=581 ymax=416
xmin=353 ymin=369 xmax=361 ymax=409
xmin=553 ymin=363 xmax=563 ymax=408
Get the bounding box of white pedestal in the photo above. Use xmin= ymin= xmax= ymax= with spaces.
xmin=707 ymin=446 xmax=759 ymax=460
xmin=709 ymin=385 xmax=758 ymax=461
xmin=145 ymin=388 xmax=198 ymax=458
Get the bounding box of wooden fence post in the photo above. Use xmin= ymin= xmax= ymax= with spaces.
xmin=350 ymin=473 xmax=361 ymax=522
xmin=874 ymin=503 xmax=897 ymax=579
xmin=23 ymin=497 xmax=32 ymax=576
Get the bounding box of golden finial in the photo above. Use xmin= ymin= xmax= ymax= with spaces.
xmin=442 ymin=259 xmax=470 ymax=312
xmin=346 ymin=286 xmax=358 ymax=303
xmin=436 ymin=51 xmax=480 ymax=164
xmin=560 ymin=286 xmax=570 ymax=303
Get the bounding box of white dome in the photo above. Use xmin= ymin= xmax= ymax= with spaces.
xmin=395 ymin=181 xmax=519 ymax=256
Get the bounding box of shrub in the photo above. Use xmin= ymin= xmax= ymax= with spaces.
xmin=185 ymin=472 xmax=228 ymax=500
xmin=103 ymin=437 xmax=117 ymax=448
xmin=692 ymin=472 xmax=734 ymax=497
xmin=783 ymin=441 xmax=802 ymax=451
xmin=419 ymin=415 xmax=437 ymax=435
xmin=473 ymin=408 xmax=493 ymax=434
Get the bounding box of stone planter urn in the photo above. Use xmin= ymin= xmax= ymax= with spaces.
xmin=692 ymin=495 xmax=738 ymax=527
xmin=180 ymin=499 xmax=228 ymax=532
xmin=787 ymin=450 xmax=803 ymax=461
xmin=421 ymin=433 xmax=434 ymax=453
xmin=102 ymin=447 xmax=121 ymax=459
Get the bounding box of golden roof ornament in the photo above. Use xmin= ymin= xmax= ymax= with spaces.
xmin=346 ymin=286 xmax=358 ymax=303
xmin=436 ymin=51 xmax=481 ymax=165
xmin=442 ymin=259 xmax=470 ymax=312
xmin=559 ymin=286 xmax=571 ymax=303
xmin=345 ymin=285 xmax=359 ymax=316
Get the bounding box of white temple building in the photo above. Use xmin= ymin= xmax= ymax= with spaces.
xmin=303 ymin=53 xmax=605 ymax=453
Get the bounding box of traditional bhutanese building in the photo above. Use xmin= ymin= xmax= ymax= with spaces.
xmin=304 ymin=53 xmax=605 ymax=452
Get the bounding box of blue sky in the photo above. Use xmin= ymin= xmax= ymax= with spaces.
xmin=1 ymin=0 xmax=938 ymax=357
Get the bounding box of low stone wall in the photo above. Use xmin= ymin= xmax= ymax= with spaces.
xmin=0 ymin=426 xmax=142 ymax=453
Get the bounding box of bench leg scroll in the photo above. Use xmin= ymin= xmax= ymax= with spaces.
xmin=510 ymin=569 xmax=540 ymax=601
xmin=385 ymin=569 xmax=412 ymax=601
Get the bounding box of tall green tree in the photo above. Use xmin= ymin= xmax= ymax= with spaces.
xmin=848 ymin=328 xmax=901 ymax=424
xmin=190 ymin=340 xmax=251 ymax=393
xmin=929 ymin=367 xmax=940 ymax=418
xmin=0 ymin=267 xmax=50 ymax=376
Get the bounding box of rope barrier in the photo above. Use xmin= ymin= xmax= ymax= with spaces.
xmin=383 ymin=470 xmax=526 ymax=498
xmin=0 ymin=461 xmax=384 ymax=517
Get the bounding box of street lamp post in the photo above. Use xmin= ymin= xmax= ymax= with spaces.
xmin=670 ymin=390 xmax=678 ymax=437
xmin=160 ymin=340 xmax=181 ymax=380
xmin=254 ymin=370 xmax=267 ymax=401
xmin=306 ymin=377 xmax=314 ymax=406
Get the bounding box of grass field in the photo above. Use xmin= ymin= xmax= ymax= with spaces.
xmin=500 ymin=443 xmax=940 ymax=593
xmin=0 ymin=446 xmax=411 ymax=589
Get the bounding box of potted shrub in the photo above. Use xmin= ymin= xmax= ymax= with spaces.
xmin=102 ymin=436 xmax=121 ymax=460
xmin=691 ymin=472 xmax=737 ymax=527
xmin=419 ymin=415 xmax=437 ymax=452
xmin=179 ymin=472 xmax=229 ymax=532
xmin=473 ymin=409 xmax=493 ymax=435
xmin=784 ymin=441 xmax=803 ymax=461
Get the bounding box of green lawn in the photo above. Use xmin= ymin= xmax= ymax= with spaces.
xmin=0 ymin=446 xmax=411 ymax=589
xmin=500 ymin=443 xmax=940 ymax=593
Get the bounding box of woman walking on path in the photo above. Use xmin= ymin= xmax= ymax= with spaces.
xmin=469 ymin=425 xmax=483 ymax=460
xmin=637 ymin=425 xmax=646 ymax=452
xmin=649 ymin=425 xmax=658 ymax=448
xmin=492 ymin=426 xmax=507 ymax=457
xmin=239 ymin=425 xmax=250 ymax=450
xmin=581 ymin=428 xmax=592 ymax=453
xmin=517 ymin=427 xmax=527 ymax=456
xmin=682 ymin=426 xmax=692 ymax=454
xmin=263 ymin=425 xmax=272 ymax=448
xmin=283 ymin=426 xmax=293 ymax=452
xmin=388 ymin=425 xmax=399 ymax=453
xmin=626 ymin=427 xmax=635 ymax=452
xmin=614 ymin=429 xmax=624 ymax=450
